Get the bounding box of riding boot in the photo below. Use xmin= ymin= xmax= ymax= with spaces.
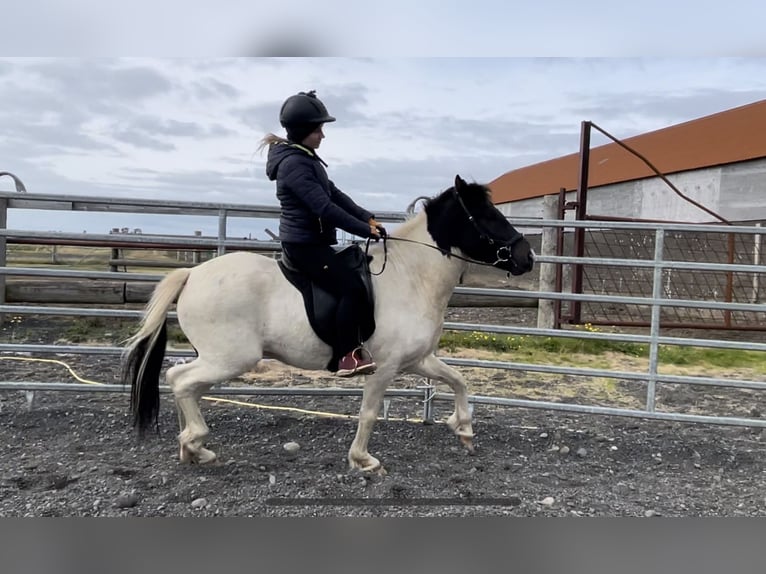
xmin=336 ymin=346 xmax=377 ymax=377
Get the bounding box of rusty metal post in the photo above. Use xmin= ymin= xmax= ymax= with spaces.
xmin=724 ymin=232 xmax=735 ymax=328
xmin=570 ymin=121 xmax=591 ymax=324
xmin=554 ymin=188 xmax=566 ymax=329
xmin=753 ymin=223 xmax=762 ymax=304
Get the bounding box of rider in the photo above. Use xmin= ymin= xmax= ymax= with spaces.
xmin=260 ymin=90 xmax=386 ymax=377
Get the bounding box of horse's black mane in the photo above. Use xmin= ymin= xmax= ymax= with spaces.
xmin=423 ymin=181 xmax=493 ymax=255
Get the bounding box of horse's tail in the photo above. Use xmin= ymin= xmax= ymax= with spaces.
xmin=122 ymin=268 xmax=191 ymax=433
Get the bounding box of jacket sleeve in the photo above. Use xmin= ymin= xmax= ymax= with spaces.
xmin=280 ymin=156 xmax=373 ymax=238
xmin=329 ymin=180 xmax=374 ymax=222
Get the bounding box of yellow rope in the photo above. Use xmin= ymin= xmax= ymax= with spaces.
xmin=0 ymin=356 xmax=430 ymax=424
xmin=0 ymin=356 xmax=103 ymax=385
xmin=202 ymin=395 xmax=426 ymax=424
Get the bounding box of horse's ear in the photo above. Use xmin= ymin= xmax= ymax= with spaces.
xmin=454 ymin=174 xmax=466 ymax=191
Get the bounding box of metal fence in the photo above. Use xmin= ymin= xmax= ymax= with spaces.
xmin=575 ymin=222 xmax=765 ymax=329
xmin=1 ymin=191 xmax=766 ymax=429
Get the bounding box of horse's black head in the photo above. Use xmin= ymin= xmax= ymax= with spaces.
xmin=424 ymin=175 xmax=535 ymax=276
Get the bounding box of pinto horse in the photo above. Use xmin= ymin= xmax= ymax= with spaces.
xmin=123 ymin=175 xmax=535 ymax=472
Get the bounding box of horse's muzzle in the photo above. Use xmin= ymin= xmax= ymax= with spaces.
xmin=493 ymin=244 xmax=534 ymax=275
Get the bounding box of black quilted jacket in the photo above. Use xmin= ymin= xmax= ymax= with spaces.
xmin=266 ymin=142 xmax=374 ymax=244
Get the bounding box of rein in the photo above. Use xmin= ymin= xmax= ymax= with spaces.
xmin=365 ymin=235 xmax=389 ymax=276
xmin=364 ymin=187 xmax=525 ymax=276
xmin=365 ymin=235 xmax=518 ymax=276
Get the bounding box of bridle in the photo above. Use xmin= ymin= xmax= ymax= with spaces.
xmin=365 ymin=189 xmax=527 ymax=276
xmin=450 ymin=187 xmax=525 ymax=264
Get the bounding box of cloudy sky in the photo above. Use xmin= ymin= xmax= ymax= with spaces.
xmin=3 ymin=10 xmax=766 ymax=238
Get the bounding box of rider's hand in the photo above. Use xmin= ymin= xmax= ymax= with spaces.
xmin=369 ymin=217 xmax=386 ymax=239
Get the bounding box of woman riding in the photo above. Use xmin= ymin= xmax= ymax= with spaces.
xmin=259 ymin=90 xmax=386 ymax=377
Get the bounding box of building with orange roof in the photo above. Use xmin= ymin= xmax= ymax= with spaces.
xmin=489 ymin=99 xmax=766 ymax=226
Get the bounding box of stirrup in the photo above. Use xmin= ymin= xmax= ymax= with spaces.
xmin=337 ymin=346 xmax=377 ymax=377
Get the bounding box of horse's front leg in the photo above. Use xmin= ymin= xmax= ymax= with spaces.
xmin=410 ymin=354 xmax=474 ymax=452
xmin=347 ymin=369 xmax=392 ymax=473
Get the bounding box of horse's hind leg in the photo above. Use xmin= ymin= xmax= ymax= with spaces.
xmin=410 ymin=354 xmax=474 ymax=452
xmin=166 ymin=358 xmax=250 ymax=464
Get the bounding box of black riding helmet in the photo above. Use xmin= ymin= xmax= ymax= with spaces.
xmin=280 ymin=90 xmax=336 ymax=127
xmin=279 ymin=90 xmax=336 ymax=143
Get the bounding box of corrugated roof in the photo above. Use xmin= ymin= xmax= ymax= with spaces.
xmin=489 ymin=99 xmax=766 ymax=203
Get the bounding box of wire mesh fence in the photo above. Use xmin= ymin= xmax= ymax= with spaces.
xmin=580 ymin=223 xmax=765 ymax=329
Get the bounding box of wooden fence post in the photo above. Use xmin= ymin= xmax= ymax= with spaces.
xmin=537 ymin=194 xmax=557 ymax=329
xmin=109 ymin=248 xmax=120 ymax=272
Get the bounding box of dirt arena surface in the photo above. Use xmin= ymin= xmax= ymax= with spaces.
xmin=1 ymin=306 xmax=765 ymax=517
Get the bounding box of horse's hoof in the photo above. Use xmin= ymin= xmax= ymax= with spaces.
xmin=179 ymin=444 xmax=193 ymax=464
xmin=179 ymin=444 xmax=218 ymax=465
xmin=196 ymin=448 xmax=218 ymax=465
xmin=460 ymin=435 xmax=475 ymax=454
xmin=349 ymin=454 xmax=382 ymax=473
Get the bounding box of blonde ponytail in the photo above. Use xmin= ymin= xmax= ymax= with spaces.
xmin=257 ymin=133 xmax=288 ymax=153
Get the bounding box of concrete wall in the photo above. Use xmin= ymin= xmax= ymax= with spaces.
xmin=497 ymin=157 xmax=766 ymax=227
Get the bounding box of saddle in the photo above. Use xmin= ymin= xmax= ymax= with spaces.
xmin=278 ymin=243 xmax=376 ymax=371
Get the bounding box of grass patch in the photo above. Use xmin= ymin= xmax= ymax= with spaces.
xmin=62 ymin=317 xmax=136 ymax=343
xmin=167 ymin=325 xmax=189 ymax=346
xmin=657 ymin=346 xmax=766 ymax=372
xmin=439 ymin=329 xmax=766 ymax=373
xmin=6 ymin=245 xmax=206 ymax=272
xmin=60 ymin=317 xmax=189 ymax=346
xmin=438 ymin=329 xmax=644 ymax=357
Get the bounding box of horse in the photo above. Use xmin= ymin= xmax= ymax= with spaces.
xmin=122 ymin=175 xmax=535 ymax=472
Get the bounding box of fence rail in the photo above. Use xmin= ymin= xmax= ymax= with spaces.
xmin=1 ymin=190 xmax=765 ymax=429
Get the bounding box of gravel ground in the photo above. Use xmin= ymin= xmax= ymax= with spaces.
xmin=2 ymin=308 xmax=765 ymax=517
xmin=1 ymin=384 xmax=765 ymax=517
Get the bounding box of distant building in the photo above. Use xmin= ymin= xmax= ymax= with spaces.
xmin=109 ymin=227 xmax=142 ymax=234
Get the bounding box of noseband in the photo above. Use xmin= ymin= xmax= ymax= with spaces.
xmin=451 ymin=187 xmax=524 ymax=269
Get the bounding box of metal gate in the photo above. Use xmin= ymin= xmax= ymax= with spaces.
xmin=556 ymin=122 xmax=765 ymax=330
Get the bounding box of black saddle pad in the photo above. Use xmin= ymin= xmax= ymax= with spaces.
xmin=278 ymin=244 xmax=376 ymax=371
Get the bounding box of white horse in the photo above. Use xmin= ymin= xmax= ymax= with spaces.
xmin=123 ymin=175 xmax=535 ymax=472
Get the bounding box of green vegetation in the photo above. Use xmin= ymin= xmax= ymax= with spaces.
xmin=6 ymin=244 xmax=203 ymax=272
xmin=61 ymin=317 xmax=136 ymax=343
xmin=167 ymin=325 xmax=188 ymax=345
xmin=58 ymin=317 xmax=188 ymax=346
xmin=440 ymin=330 xmax=641 ymax=357
xmin=439 ymin=324 xmax=766 ymax=373
xmin=656 ymin=345 xmax=765 ymax=370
